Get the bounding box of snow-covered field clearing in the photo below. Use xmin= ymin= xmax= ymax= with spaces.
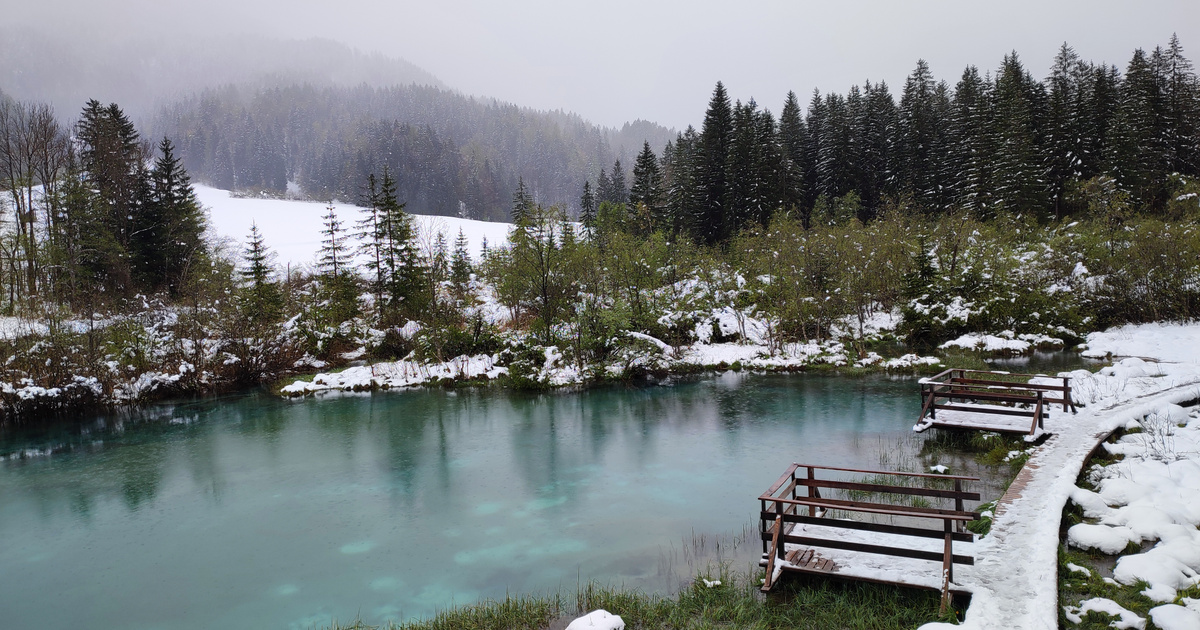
xmin=195 ymin=185 xmax=512 ymax=267
xmin=920 ymin=323 xmax=1200 ymax=630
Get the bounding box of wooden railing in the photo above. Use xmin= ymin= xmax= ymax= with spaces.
xmin=759 ymin=463 xmax=980 ymax=612
xmin=922 ymin=368 xmax=1075 ymax=412
xmin=917 ymin=369 xmax=1075 ymax=438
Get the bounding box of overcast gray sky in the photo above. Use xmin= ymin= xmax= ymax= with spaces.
xmin=10 ymin=0 xmax=1200 ymax=129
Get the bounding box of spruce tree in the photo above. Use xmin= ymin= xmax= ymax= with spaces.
xmin=778 ymin=91 xmax=809 ymax=216
xmin=629 ymin=141 xmax=665 ymax=230
xmin=667 ymin=127 xmax=701 ymax=237
xmin=75 ymin=100 xmax=146 ymax=292
xmin=1045 ymin=43 xmax=1088 ymax=219
xmin=950 ymin=66 xmax=996 ymax=216
xmin=511 ymin=177 xmax=533 ymax=224
xmin=138 ymin=137 xmax=206 ymax=296
xmin=239 ymin=222 xmax=283 ymax=324
xmin=1164 ymin=34 xmax=1199 ymax=177
xmin=318 ymin=204 xmax=358 ymax=322
xmin=898 ymin=60 xmax=941 ymax=211
xmin=579 ymin=180 xmax=597 ymax=234
xmin=696 ymin=81 xmax=733 ymax=244
xmin=596 ymin=168 xmax=613 ymax=205
xmin=449 ymin=228 xmax=472 ymax=292
xmin=609 ymin=159 xmax=628 ymax=205
xmin=991 ymin=52 xmax=1050 ymax=216
xmin=378 ymin=170 xmax=425 ymax=319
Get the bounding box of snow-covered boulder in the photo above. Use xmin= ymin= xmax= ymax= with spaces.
xmin=565 ymin=609 xmax=625 ymax=630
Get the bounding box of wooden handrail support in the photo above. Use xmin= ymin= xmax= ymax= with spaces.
xmin=759 ymin=464 xmax=980 ymax=611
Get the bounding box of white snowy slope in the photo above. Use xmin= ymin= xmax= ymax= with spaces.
xmin=195 ymin=185 xmax=512 ymax=267
xmin=920 ymin=323 xmax=1200 ymax=630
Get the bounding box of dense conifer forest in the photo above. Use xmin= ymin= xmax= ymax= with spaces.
xmin=149 ymin=83 xmax=674 ymax=221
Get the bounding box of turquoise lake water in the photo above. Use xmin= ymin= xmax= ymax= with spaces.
xmin=0 ymin=372 xmax=975 ymax=629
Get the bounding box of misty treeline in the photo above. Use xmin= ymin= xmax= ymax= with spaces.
xmin=149 ymin=83 xmax=672 ymax=221
xmin=588 ymin=38 xmax=1199 ymax=248
xmin=0 ymin=97 xmax=211 ymax=311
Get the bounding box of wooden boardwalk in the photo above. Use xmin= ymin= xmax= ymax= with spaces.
xmin=914 ymin=368 xmax=1075 ymax=440
xmin=759 ymin=464 xmax=980 ymax=612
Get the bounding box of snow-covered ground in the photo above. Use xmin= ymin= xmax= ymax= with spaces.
xmin=196 ymin=185 xmax=512 ymax=267
xmin=920 ymin=323 xmax=1200 ymax=630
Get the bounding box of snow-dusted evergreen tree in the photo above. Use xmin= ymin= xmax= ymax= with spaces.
xmin=629 ymin=141 xmax=665 ymax=230
xmin=815 ymin=92 xmax=854 ymax=203
xmin=666 ymin=127 xmax=700 ymax=237
xmin=801 ymin=90 xmax=825 ymax=227
xmin=751 ymin=105 xmax=786 ymax=226
xmin=596 ymin=167 xmax=613 ymax=206
xmin=139 ymin=137 xmax=207 ymax=295
xmin=608 ymin=159 xmax=628 ymax=206
xmin=239 ymin=222 xmax=283 ymax=324
xmin=449 ymin=228 xmax=472 ymax=292
xmin=356 ymin=172 xmax=386 ymax=305
xmin=897 ymin=60 xmax=942 ymax=211
xmin=1045 ymin=43 xmax=1088 ymax=219
xmin=318 ymin=204 xmax=358 ymax=322
xmin=511 ymin=177 xmax=533 ymax=224
xmin=723 ymin=100 xmax=758 ymax=229
xmin=853 ymin=81 xmax=897 ymax=219
xmin=1108 ymin=48 xmax=1169 ymax=208
xmin=991 ymin=52 xmax=1049 ymax=217
xmin=376 ymin=170 xmax=425 ymax=320
xmin=778 ymin=91 xmax=808 ymax=217
xmin=1163 ymin=34 xmax=1199 ymax=176
xmin=579 ymin=180 xmax=597 ymax=233
xmin=696 ymin=81 xmax=733 ymax=244
xmin=950 ymin=66 xmax=996 ymax=216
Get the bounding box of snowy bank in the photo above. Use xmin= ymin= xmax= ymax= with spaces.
xmin=196 ymin=185 xmax=511 ymax=267
xmin=919 ymin=321 xmax=1200 ymax=630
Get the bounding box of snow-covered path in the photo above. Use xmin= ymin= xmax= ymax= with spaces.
xmin=922 ymin=323 xmax=1200 ymax=630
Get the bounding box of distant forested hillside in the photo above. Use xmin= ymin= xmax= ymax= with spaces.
xmin=0 ymin=28 xmax=445 ymax=123
xmin=149 ymin=83 xmax=676 ymax=221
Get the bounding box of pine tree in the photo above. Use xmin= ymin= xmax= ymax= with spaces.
xmin=318 ymin=204 xmax=358 ymax=322
xmin=449 ymin=228 xmax=472 ymax=292
xmin=377 ymin=170 xmax=425 ymax=319
xmin=137 ymin=137 xmax=207 ymax=295
xmin=778 ymin=91 xmax=808 ymax=216
xmin=75 ymin=100 xmax=147 ymax=293
xmin=596 ymin=168 xmax=613 ymax=205
xmin=696 ymin=81 xmax=733 ymax=244
xmin=898 ymin=60 xmax=941 ymax=210
xmin=1164 ymin=34 xmax=1199 ymax=176
xmin=511 ymin=177 xmax=533 ymax=224
xmin=991 ymin=52 xmax=1050 ymax=216
xmin=239 ymin=222 xmax=283 ymax=324
xmin=629 ymin=141 xmax=665 ymax=231
xmin=801 ymin=90 xmax=826 ymax=227
xmin=1108 ymin=48 xmax=1169 ymax=209
xmin=357 ymin=172 xmax=386 ymax=305
xmin=950 ymin=66 xmax=996 ymax=215
xmin=609 ymin=159 xmax=628 ymax=205
xmin=855 ymin=81 xmax=897 ymax=218
xmin=667 ymin=127 xmax=701 ymax=237
xmin=1045 ymin=43 xmax=1089 ymax=219
xmin=579 ymin=180 xmax=597 ymax=234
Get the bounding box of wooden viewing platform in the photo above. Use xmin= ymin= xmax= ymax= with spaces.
xmin=913 ymin=368 xmax=1076 ymax=440
xmin=759 ymin=463 xmax=981 ymax=612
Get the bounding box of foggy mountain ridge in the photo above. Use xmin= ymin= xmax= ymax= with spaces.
xmin=0 ymin=27 xmax=446 ymax=123
xmin=1 ymin=27 xmax=677 ymax=219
